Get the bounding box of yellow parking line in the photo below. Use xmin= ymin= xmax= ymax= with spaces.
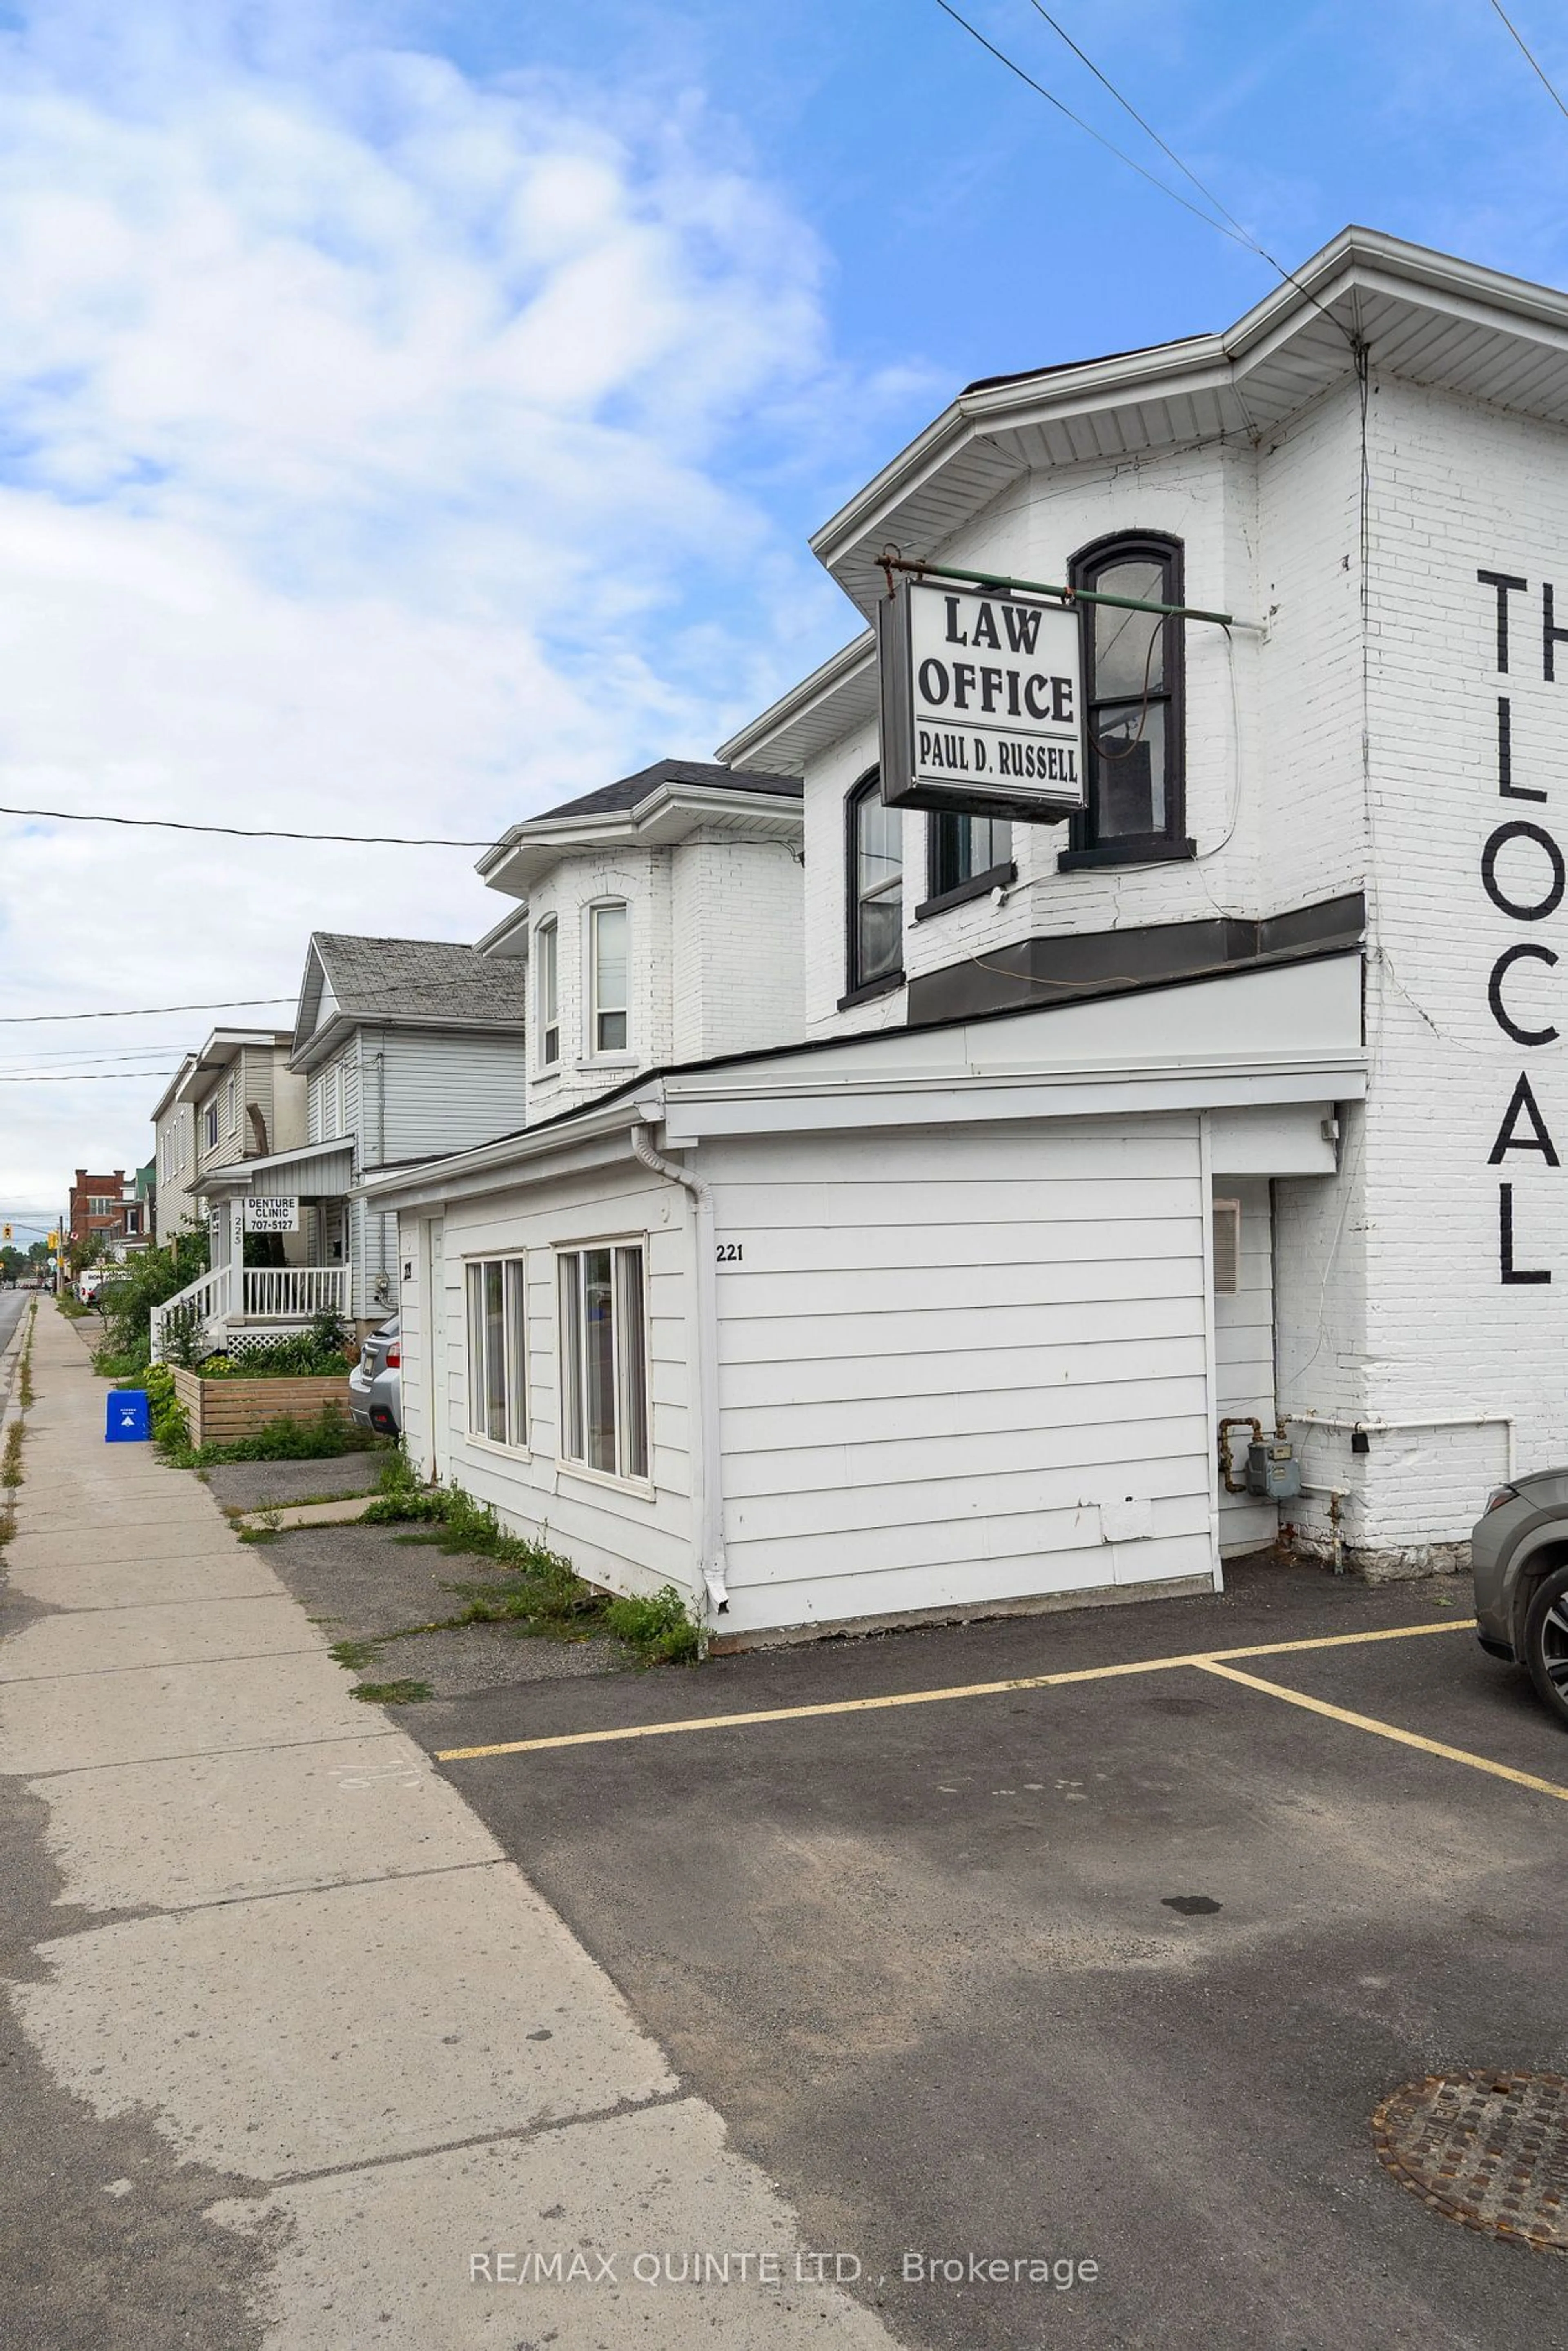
xmin=1195 ymin=1659 xmax=1568 ymax=1803
xmin=434 ymin=1615 xmax=1476 ymax=1763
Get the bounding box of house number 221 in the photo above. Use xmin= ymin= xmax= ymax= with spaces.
xmin=715 ymin=1242 xmax=744 ymax=1263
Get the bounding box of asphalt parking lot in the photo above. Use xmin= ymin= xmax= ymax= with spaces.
xmin=403 ymin=1556 xmax=1568 ymax=2351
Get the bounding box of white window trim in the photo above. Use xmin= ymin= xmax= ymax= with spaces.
xmin=554 ymin=1236 xmax=653 ymax=1491
xmin=463 ymin=1253 xmax=530 ymax=1454
xmin=536 ymin=917 xmax=560 ymax=1072
xmin=204 ymin=1101 xmax=219 ymax=1151
xmin=585 ymin=899 xmax=631 ymax=1063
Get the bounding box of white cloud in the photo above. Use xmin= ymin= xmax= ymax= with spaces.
xmin=0 ymin=0 xmax=888 ymax=1204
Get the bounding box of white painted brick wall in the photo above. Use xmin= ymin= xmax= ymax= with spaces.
xmin=671 ymin=834 xmax=804 ymax=1062
xmin=524 ymin=834 xmax=804 ymax=1119
xmin=800 ymin=402 xmax=1370 ymax=1035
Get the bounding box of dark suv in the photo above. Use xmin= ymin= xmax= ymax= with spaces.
xmin=1472 ymin=1472 xmax=1568 ymax=1725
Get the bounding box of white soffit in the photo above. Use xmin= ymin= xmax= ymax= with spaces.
xmin=659 ymin=955 xmax=1365 ymax=1144
xmin=717 ymin=633 xmax=875 ymax=774
xmin=811 ymin=229 xmax=1568 ymax=617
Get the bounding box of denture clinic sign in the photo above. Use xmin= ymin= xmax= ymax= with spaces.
xmin=878 ymin=579 xmax=1086 ymax=821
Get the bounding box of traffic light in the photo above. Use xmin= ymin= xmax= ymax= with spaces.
xmin=1 ymin=1225 xmax=10 ymax=1241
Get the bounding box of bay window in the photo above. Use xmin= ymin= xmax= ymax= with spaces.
xmin=1061 ymin=532 xmax=1190 ymax=867
xmin=589 ymin=902 xmax=629 ymax=1055
xmin=923 ymin=811 xmax=1013 ymax=912
xmin=844 ymin=773 xmax=902 ymax=1000
xmin=536 ymin=917 xmax=559 ymax=1067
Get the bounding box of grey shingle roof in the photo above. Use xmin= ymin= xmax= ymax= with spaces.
xmin=532 ymin=758 xmax=801 ymax=826
xmin=309 ymin=934 xmax=528 ymax=1026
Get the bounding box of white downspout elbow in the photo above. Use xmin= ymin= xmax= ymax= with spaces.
xmin=631 ymin=1120 xmax=727 ymax=1621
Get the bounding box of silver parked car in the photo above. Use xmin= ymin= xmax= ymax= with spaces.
xmin=348 ymin=1316 xmax=401 ymax=1439
xmin=1472 ymin=1472 xmax=1568 ymax=1725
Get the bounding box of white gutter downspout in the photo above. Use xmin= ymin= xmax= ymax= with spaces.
xmin=631 ymin=1115 xmax=728 ymax=1623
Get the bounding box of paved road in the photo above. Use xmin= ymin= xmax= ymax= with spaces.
xmin=413 ymin=1559 xmax=1568 ymax=2351
xmin=0 ymin=1290 xmax=30 ymax=1359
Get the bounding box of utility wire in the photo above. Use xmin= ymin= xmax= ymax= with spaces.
xmin=0 ymin=997 xmax=293 ymax=1025
xmin=0 ymin=1070 xmax=179 ymax=1083
xmin=935 ymin=0 xmax=1358 ymax=348
xmin=930 ymin=0 xmax=1248 ymax=245
xmin=1023 ymin=1 xmax=1301 ymax=279
xmin=1488 ymin=0 xmax=1568 ymax=120
xmin=0 ymin=801 xmax=500 ymax=847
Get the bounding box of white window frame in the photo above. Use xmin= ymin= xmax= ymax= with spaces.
xmin=586 ymin=900 xmax=631 ymax=1061
xmin=464 ymin=1255 xmax=529 ymax=1451
xmin=556 ymin=1239 xmax=650 ymax=1487
xmin=204 ymin=1101 xmax=219 ymax=1152
xmin=536 ymin=917 xmax=559 ymax=1069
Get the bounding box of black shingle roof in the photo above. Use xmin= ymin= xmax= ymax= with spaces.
xmin=532 ymin=758 xmax=801 ymax=826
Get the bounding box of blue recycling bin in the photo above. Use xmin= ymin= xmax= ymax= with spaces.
xmin=107 ymin=1390 xmax=150 ymax=1443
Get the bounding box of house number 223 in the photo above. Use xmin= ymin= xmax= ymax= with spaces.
xmin=715 ymin=1242 xmax=744 ymax=1263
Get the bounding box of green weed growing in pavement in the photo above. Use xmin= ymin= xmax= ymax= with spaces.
xmin=328 ymin=1636 xmax=383 ymax=1671
xmin=364 ymin=1452 xmax=703 ymax=1665
xmin=603 ymin=1585 xmax=704 ymax=1666
xmin=351 ymin=1678 xmax=434 ymax=1706
xmin=2 ymin=1419 xmax=24 ymax=1489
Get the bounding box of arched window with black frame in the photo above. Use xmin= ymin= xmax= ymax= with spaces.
xmin=1061 ymin=532 xmax=1192 ymax=868
xmin=843 ymin=771 xmax=903 ymax=1002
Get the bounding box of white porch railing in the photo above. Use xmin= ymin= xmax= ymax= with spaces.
xmin=241 ymin=1266 xmax=350 ymax=1321
xmin=150 ymin=1264 xmax=234 ymax=1364
xmin=150 ymin=1263 xmax=350 ymax=1362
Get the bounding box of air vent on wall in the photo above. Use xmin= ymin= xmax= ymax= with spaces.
xmin=1212 ymin=1198 xmax=1242 ymax=1297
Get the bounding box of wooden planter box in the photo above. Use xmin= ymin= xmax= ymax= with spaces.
xmin=170 ymin=1368 xmax=353 ymax=1447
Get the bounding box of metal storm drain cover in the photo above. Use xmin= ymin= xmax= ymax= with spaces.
xmin=1373 ymin=2070 xmax=1568 ymax=2251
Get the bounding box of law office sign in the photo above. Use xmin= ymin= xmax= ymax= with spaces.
xmin=243 ymin=1196 xmax=299 ymax=1234
xmin=877 ymin=577 xmax=1086 ymax=821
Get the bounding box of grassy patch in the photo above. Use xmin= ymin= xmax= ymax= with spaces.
xmin=364 ymin=1453 xmax=702 ymax=1665
xmin=1 ymin=1419 xmax=23 ymax=1489
xmin=352 ymin=1678 xmax=434 ymax=1706
xmin=55 ymin=1294 xmax=94 ymax=1320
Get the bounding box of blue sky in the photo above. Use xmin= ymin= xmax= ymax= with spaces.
xmin=2 ymin=0 xmax=1567 ymax=1209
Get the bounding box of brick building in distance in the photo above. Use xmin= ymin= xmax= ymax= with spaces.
xmin=68 ymin=1168 xmax=137 ymax=1257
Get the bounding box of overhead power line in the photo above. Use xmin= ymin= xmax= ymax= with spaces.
xmin=0 ymin=997 xmax=293 ymax=1025
xmin=931 ymin=0 xmax=1249 ymax=245
xmin=0 ymin=801 xmax=499 ymax=847
xmin=0 ymin=1069 xmax=179 ymax=1083
xmin=933 ymin=0 xmax=1358 ymax=346
xmin=1488 ymin=0 xmax=1568 ymax=121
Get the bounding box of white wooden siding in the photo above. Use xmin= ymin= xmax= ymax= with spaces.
xmin=1212 ymin=1175 xmax=1278 ymax=1554
xmin=706 ymin=1118 xmax=1217 ymax=1636
xmin=412 ymin=1164 xmax=697 ymax=1605
xmin=374 ymin=1031 xmax=528 ymax=1167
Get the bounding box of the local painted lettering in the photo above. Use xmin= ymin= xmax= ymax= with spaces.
xmin=1477 ymin=568 xmax=1567 ymax=1282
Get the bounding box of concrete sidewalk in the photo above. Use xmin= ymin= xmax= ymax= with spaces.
xmin=0 ymin=1307 xmax=900 ymax=2349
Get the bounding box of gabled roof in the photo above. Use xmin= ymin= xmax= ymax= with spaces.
xmin=292 ymin=933 xmax=528 ymax=1067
